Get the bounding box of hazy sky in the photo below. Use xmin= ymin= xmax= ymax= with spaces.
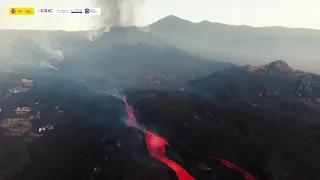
xmin=1 ymin=0 xmax=320 ymax=30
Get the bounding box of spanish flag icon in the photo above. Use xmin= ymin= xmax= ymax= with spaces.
xmin=10 ymin=7 xmax=34 ymax=15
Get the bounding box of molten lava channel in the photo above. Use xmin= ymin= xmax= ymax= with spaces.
xmin=87 ymin=85 xmax=255 ymax=180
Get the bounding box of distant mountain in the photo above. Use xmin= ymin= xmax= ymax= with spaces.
xmin=0 ymin=27 xmax=169 ymax=69
xmin=1 ymin=15 xmax=320 ymax=73
xmin=59 ymin=26 xmax=170 ymax=57
xmin=145 ymin=15 xmax=320 ymax=73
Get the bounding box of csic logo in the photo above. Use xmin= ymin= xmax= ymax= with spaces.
xmin=39 ymin=9 xmax=53 ymax=13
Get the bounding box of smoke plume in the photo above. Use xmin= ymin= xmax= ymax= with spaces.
xmin=32 ymin=32 xmax=64 ymax=60
xmin=88 ymin=0 xmax=144 ymax=40
xmin=40 ymin=61 xmax=59 ymax=71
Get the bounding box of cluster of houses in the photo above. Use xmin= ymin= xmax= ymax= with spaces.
xmin=7 ymin=78 xmax=35 ymax=95
xmin=1 ymin=78 xmax=56 ymax=136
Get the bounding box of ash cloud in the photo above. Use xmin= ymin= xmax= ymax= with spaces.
xmin=97 ymin=0 xmax=144 ymax=27
xmin=88 ymin=0 xmax=144 ymax=40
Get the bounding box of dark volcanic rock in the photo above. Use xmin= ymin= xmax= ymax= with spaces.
xmin=267 ymin=60 xmax=293 ymax=74
xmin=1 ymin=65 xmax=320 ymax=180
xmin=186 ymin=60 xmax=320 ymax=104
xmin=128 ymin=90 xmax=320 ymax=180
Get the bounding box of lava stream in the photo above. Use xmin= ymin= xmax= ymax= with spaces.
xmin=86 ymin=84 xmax=255 ymax=180
xmin=211 ymin=157 xmax=255 ymax=180
xmin=144 ymin=130 xmax=195 ymax=180
xmin=120 ymin=95 xmax=195 ymax=180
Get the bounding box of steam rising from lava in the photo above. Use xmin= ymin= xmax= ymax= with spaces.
xmin=88 ymin=0 xmax=144 ymax=40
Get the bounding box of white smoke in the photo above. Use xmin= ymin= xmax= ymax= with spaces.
xmin=32 ymin=32 xmax=64 ymax=60
xmin=88 ymin=0 xmax=144 ymax=40
xmin=40 ymin=61 xmax=59 ymax=71
xmin=87 ymin=27 xmax=110 ymax=41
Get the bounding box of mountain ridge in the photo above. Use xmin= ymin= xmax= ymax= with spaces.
xmin=150 ymin=15 xmax=320 ymax=32
xmin=0 ymin=15 xmax=319 ymax=73
xmin=2 ymin=15 xmax=320 ymax=34
xmin=186 ymin=59 xmax=320 ymax=105
xmin=146 ymin=15 xmax=320 ymax=73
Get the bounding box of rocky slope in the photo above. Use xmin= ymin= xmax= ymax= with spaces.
xmin=186 ymin=60 xmax=320 ymax=118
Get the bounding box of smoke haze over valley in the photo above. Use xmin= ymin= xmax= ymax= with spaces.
xmin=0 ymin=15 xmax=319 ymax=73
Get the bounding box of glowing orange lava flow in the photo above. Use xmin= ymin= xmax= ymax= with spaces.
xmin=120 ymin=94 xmax=255 ymax=180
xmin=211 ymin=157 xmax=255 ymax=180
xmin=86 ymin=84 xmax=255 ymax=180
xmin=121 ymin=96 xmax=195 ymax=180
xmin=144 ymin=130 xmax=195 ymax=180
